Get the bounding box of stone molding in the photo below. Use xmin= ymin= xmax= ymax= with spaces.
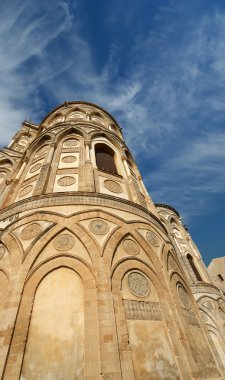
xmin=123 ymin=300 xmax=162 ymax=320
xmin=191 ymin=283 xmax=221 ymax=295
xmin=0 ymin=193 xmax=165 ymax=232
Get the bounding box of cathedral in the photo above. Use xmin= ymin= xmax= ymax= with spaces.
xmin=0 ymin=101 xmax=225 ymax=379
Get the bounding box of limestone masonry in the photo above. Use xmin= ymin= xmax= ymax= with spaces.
xmin=0 ymin=101 xmax=225 ymax=379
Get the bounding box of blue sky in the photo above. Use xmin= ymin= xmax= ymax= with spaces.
xmin=0 ymin=0 xmax=225 ymax=265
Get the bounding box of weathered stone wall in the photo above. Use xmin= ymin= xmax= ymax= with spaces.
xmin=0 ymin=102 xmax=224 ymax=379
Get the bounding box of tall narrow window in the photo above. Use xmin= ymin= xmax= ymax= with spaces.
xmin=187 ymin=254 xmax=202 ymax=281
xmin=95 ymin=144 xmax=118 ymax=174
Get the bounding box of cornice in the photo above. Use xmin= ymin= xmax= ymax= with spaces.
xmin=39 ymin=101 xmax=122 ymax=131
xmin=0 ymin=193 xmax=166 ymax=233
xmin=155 ymin=203 xmax=180 ymax=218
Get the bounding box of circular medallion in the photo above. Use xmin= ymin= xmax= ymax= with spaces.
xmin=128 ymin=272 xmax=150 ymax=297
xmin=177 ymin=284 xmax=191 ymax=310
xmin=146 ymin=231 xmax=160 ymax=247
xmin=0 ymin=245 xmax=6 ymax=259
xmin=20 ymin=223 xmax=42 ymax=240
xmin=89 ymin=219 xmax=109 ymax=235
xmin=123 ymin=239 xmax=140 ymax=255
xmin=53 ymin=234 xmax=75 ymax=251
xmin=64 ymin=139 xmax=78 ymax=147
xmin=18 ymin=185 xmax=33 ymax=198
xmin=57 ymin=176 xmax=76 ymax=187
xmin=19 ymin=139 xmax=27 ymax=146
xmin=104 ymin=180 xmax=123 ymax=193
xmin=62 ymin=156 xmax=77 ymax=163
xmin=30 ymin=163 xmax=42 ymax=173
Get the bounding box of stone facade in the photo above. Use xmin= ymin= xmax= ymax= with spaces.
xmin=0 ymin=101 xmax=224 ymax=379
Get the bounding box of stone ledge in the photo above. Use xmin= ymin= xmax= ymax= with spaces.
xmin=191 ymin=282 xmax=221 ymax=295
xmin=0 ymin=192 xmax=166 ymax=232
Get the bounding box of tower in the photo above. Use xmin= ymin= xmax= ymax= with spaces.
xmin=0 ymin=101 xmax=224 ymax=379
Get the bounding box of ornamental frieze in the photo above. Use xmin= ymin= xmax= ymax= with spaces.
xmin=123 ymin=300 xmax=162 ymax=321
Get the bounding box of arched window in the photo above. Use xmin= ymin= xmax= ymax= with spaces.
xmin=187 ymin=254 xmax=202 ymax=281
xmin=95 ymin=144 xmax=118 ymax=174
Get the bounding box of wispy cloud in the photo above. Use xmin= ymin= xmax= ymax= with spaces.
xmin=0 ymin=0 xmax=225 ymax=221
xmin=0 ymin=0 xmax=73 ymax=145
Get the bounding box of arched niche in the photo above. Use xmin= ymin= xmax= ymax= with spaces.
xmin=65 ymin=107 xmax=86 ymax=120
xmin=56 ymin=127 xmax=84 ymax=145
xmin=111 ymin=260 xmax=180 ymax=380
xmin=21 ymin=267 xmax=84 ymax=379
xmin=0 ymin=160 xmax=12 ymax=185
xmin=208 ymin=330 xmax=225 ymax=370
xmin=186 ymin=253 xmax=202 ymax=281
xmin=48 ymin=112 xmax=64 ymax=127
xmin=90 ymin=111 xmax=105 ymax=125
xmin=4 ymin=257 xmax=100 ymax=379
xmin=30 ymin=134 xmax=52 ymax=159
xmin=169 ymin=272 xmax=221 ymax=378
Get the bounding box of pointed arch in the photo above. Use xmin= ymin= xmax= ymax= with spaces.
xmin=3 ymin=256 xmax=99 ymax=379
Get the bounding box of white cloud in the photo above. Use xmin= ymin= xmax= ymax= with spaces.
xmin=0 ymin=0 xmax=73 ymax=146
xmin=0 ymin=0 xmax=225 ymax=221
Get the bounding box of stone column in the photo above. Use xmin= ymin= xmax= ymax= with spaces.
xmin=33 ymin=143 xmax=56 ymax=195
xmin=82 ymin=141 xmax=95 ymax=192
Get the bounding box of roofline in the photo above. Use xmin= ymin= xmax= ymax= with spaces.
xmin=155 ymin=203 xmax=180 ymax=217
xmin=39 ymin=101 xmax=122 ymax=131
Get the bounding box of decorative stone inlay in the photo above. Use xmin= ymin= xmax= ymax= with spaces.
xmin=89 ymin=219 xmax=109 ymax=235
xmin=53 ymin=234 xmax=75 ymax=251
xmin=64 ymin=139 xmax=78 ymax=147
xmin=0 ymin=244 xmax=6 ymax=259
xmin=124 ymin=300 xmax=162 ymax=321
xmin=177 ymin=284 xmax=191 ymax=310
xmin=201 ymin=311 xmax=208 ymax=323
xmin=203 ymin=301 xmax=214 ymax=311
xmin=123 ymin=238 xmax=140 ymax=255
xmin=36 ymin=146 xmax=48 ymax=156
xmin=30 ymin=163 xmax=42 ymax=173
xmin=57 ymin=176 xmax=76 ymax=186
xmin=168 ymin=254 xmax=177 ymax=271
xmin=62 ymin=148 xmax=79 ymax=153
xmin=104 ymin=180 xmax=123 ymax=193
xmin=62 ymin=156 xmax=77 ymax=163
xmin=128 ymin=272 xmax=150 ymax=297
xmin=18 ymin=185 xmax=33 ymax=198
xmin=219 ymin=308 xmax=225 ymax=320
xmin=146 ymin=230 xmax=160 ymax=247
xmin=20 ymin=223 xmax=42 ymax=240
